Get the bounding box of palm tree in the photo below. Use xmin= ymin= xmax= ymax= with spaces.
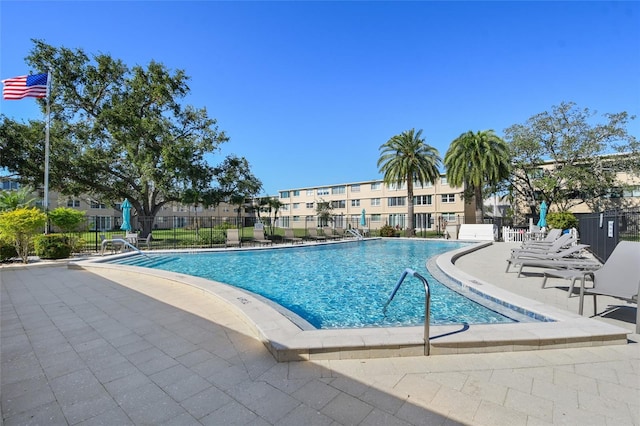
xmin=444 ymin=130 xmax=511 ymax=224
xmin=377 ymin=129 xmax=441 ymax=237
xmin=0 ymin=186 xmax=37 ymax=211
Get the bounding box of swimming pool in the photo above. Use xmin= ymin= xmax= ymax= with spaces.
xmin=111 ymin=239 xmax=522 ymax=329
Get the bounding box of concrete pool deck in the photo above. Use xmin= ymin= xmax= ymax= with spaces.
xmin=71 ymin=240 xmax=630 ymax=360
xmin=1 ymin=241 xmax=638 ymax=425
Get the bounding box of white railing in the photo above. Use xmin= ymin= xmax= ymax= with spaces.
xmin=502 ymin=226 xmax=526 ymax=242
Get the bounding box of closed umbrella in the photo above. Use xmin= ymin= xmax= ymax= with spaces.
xmin=120 ymin=198 xmax=132 ymax=231
xmin=537 ymin=201 xmax=547 ymax=228
xmin=360 ymin=209 xmax=366 ymax=227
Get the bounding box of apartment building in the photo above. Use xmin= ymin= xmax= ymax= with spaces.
xmin=277 ymin=176 xmax=476 ymax=231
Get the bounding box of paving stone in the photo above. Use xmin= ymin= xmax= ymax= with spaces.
xmin=321 ymin=393 xmax=374 ymax=425
xmin=179 ymin=385 xmax=233 ymax=419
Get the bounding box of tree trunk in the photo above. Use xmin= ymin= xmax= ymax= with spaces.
xmin=474 ymin=186 xmax=484 ymax=224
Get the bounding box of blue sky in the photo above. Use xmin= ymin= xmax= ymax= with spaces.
xmin=2 ymin=1 xmax=639 ymax=195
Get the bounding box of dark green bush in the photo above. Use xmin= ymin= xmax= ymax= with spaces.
xmin=34 ymin=234 xmax=72 ymax=259
xmin=0 ymin=241 xmax=17 ymax=262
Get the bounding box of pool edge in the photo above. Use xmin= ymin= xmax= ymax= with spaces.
xmin=70 ymin=241 xmax=630 ymax=361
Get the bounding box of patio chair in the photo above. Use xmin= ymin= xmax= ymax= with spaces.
xmin=511 ymin=233 xmax=576 ymax=256
xmin=506 ymin=244 xmax=591 ymax=275
xmin=322 ymin=227 xmax=340 ymax=240
xmin=575 ymin=241 xmax=640 ymax=333
xmin=307 ymin=228 xmax=326 ymax=242
xmin=252 ymin=228 xmax=272 ymax=246
xmin=137 ymin=232 xmax=152 ymax=250
xmin=283 ymin=228 xmax=303 ymax=244
xmin=521 ymin=228 xmax=562 ymax=247
xmin=226 ymin=229 xmax=241 ymax=248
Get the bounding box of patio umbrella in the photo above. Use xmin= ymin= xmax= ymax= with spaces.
xmin=360 ymin=209 xmax=366 ymax=227
xmin=537 ymin=201 xmax=547 ymax=228
xmin=120 ymin=198 xmax=132 ymax=231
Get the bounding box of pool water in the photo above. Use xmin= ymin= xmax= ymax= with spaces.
xmin=112 ymin=239 xmax=519 ymax=329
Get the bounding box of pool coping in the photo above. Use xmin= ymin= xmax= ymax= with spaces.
xmin=70 ymin=240 xmax=630 ymax=361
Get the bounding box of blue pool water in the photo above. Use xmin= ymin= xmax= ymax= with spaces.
xmin=111 ymin=239 xmax=519 ymax=329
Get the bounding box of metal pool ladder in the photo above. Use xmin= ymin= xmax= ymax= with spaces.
xmin=383 ymin=268 xmax=431 ymax=355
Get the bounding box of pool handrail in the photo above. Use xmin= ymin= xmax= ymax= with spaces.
xmin=100 ymin=238 xmax=143 ymax=256
xmin=383 ymin=268 xmax=431 ymax=355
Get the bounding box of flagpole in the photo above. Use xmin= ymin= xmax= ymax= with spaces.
xmin=44 ymin=70 xmax=51 ymax=233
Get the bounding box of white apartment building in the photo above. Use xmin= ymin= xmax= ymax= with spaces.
xmin=277 ymin=176 xmax=476 ymax=232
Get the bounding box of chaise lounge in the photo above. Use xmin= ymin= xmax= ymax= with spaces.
xmin=574 ymin=241 xmax=640 ymax=333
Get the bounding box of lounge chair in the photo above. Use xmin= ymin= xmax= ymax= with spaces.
xmin=137 ymin=232 xmax=152 ymax=249
xmin=506 ymin=244 xmax=591 ymax=275
xmin=307 ymin=228 xmax=326 ymax=242
xmin=322 ymin=227 xmax=340 ymax=240
xmin=226 ymin=229 xmax=241 ymax=247
xmin=521 ymin=228 xmax=562 ymax=247
xmin=252 ymin=228 xmax=272 ymax=246
xmin=511 ymin=233 xmax=576 ymax=256
xmin=283 ymin=228 xmax=303 ymax=244
xmin=573 ymin=241 xmax=640 ymax=333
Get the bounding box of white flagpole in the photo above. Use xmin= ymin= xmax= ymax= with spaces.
xmin=44 ymin=70 xmax=52 ymax=233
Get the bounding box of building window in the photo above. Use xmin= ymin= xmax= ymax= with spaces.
xmin=293 ymin=216 xmax=301 ymax=222
xmin=351 ymin=184 xmax=360 ymax=192
xmin=441 ymin=194 xmax=455 ymax=203
xmin=281 ymin=204 xmax=289 ymax=211
xmin=317 ymin=187 xmax=329 ymax=196
xmin=280 ymin=191 xmax=290 ymax=198
xmin=387 ymin=182 xmax=406 ymax=191
xmin=623 ymin=186 xmax=640 ymax=197
xmin=414 ymin=195 xmax=432 ymax=205
xmin=387 ymin=197 xmax=406 ymax=207
xmin=306 ymin=202 xmax=314 ymax=209
xmin=370 ymin=198 xmax=381 ymax=206
xmin=1 ymin=180 xmax=20 ymax=190
xmin=371 ymin=182 xmax=381 ymax=190
xmin=90 ymin=201 xmax=107 ymax=209
xmin=371 ymin=214 xmax=381 ymax=222
xmin=331 ymin=200 xmax=346 ymax=209
xmin=351 ymin=199 xmax=360 ymax=207
xmin=440 ymin=177 xmax=448 ymax=185
xmin=332 ymin=186 xmax=346 ymax=195
xmin=442 ymin=213 xmax=457 ymax=222
xmin=93 ymin=216 xmax=112 ymax=231
xmin=292 ymin=203 xmax=300 ymax=209
xmin=293 ymin=190 xmax=300 ymax=197
xmin=306 ymin=189 xmax=314 ymax=196
xmin=67 ymin=199 xmax=80 ymax=208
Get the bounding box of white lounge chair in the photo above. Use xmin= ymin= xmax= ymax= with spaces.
xmin=576 ymin=241 xmax=640 ymax=333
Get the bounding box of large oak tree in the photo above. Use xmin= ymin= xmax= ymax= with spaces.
xmin=504 ymin=102 xmax=638 ymax=216
xmin=0 ymin=40 xmax=242 ymax=236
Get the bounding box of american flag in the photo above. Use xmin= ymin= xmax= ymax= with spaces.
xmin=2 ymin=73 xmax=48 ymax=100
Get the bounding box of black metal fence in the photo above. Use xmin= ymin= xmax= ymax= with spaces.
xmin=56 ymin=212 xmax=468 ymax=253
xmin=578 ymin=208 xmax=640 ymax=262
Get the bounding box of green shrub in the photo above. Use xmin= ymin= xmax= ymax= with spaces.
xmin=0 ymin=241 xmax=17 ymax=262
xmin=0 ymin=208 xmax=47 ymax=263
xmin=546 ymin=211 xmax=578 ymax=230
xmin=34 ymin=234 xmax=73 ymax=259
xmin=379 ymin=225 xmax=396 ymax=237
